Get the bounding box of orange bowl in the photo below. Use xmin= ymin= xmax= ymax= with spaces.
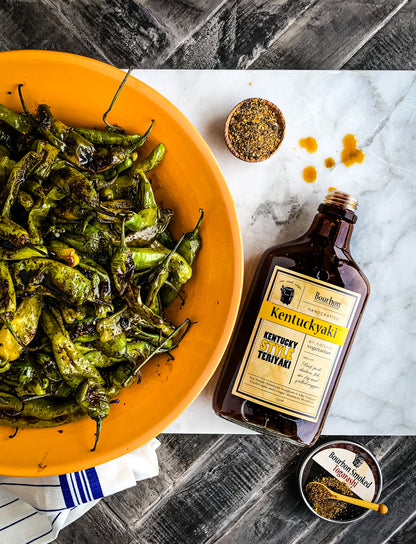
xmin=0 ymin=50 xmax=243 ymax=476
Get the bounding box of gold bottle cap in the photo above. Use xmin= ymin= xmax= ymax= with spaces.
xmin=324 ymin=190 xmax=358 ymax=212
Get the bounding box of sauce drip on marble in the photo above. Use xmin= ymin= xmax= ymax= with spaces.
xmin=341 ymin=134 xmax=365 ymax=167
xmin=299 ymin=134 xmax=365 ymax=183
xmin=299 ymin=137 xmax=318 ymax=153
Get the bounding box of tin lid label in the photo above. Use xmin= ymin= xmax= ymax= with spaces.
xmin=313 ymin=447 xmax=376 ymax=501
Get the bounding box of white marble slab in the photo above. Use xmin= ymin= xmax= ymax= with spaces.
xmin=131 ymin=70 xmax=416 ymax=435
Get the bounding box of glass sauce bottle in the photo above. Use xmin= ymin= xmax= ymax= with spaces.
xmin=213 ymin=190 xmax=370 ymax=446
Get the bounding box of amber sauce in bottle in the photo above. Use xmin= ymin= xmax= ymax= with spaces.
xmin=213 ymin=191 xmax=370 ymax=446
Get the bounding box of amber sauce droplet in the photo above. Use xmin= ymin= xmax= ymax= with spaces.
xmin=299 ymin=137 xmax=318 ymax=153
xmin=303 ymin=166 xmax=317 ymax=183
xmin=341 ymin=134 xmax=365 ymax=167
xmin=325 ymin=157 xmax=335 ymax=168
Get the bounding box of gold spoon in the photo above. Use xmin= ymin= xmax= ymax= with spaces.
xmin=306 ymin=482 xmax=388 ymax=514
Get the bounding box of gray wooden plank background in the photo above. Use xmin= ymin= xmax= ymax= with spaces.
xmin=0 ymin=1 xmax=415 ymax=543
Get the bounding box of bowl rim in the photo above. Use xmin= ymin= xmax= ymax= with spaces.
xmin=0 ymin=49 xmax=244 ymax=476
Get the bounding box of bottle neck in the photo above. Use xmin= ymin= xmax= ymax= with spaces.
xmin=307 ymin=203 xmax=356 ymax=250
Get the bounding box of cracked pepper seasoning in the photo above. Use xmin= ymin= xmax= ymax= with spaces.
xmin=224 ymin=98 xmax=285 ymax=162
xmin=213 ymin=190 xmax=370 ymax=446
xmin=306 ymin=477 xmax=353 ymax=519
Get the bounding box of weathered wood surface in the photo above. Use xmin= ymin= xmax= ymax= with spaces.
xmin=0 ymin=1 xmax=415 ymax=543
xmin=54 ymin=435 xmax=416 ymax=544
xmin=0 ymin=0 xmax=415 ymax=69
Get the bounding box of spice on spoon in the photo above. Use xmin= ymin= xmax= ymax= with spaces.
xmin=224 ymin=98 xmax=285 ymax=162
xmin=306 ymin=476 xmax=353 ymax=519
xmin=307 ymin=481 xmax=389 ymax=516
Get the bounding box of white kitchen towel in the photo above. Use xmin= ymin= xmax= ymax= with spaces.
xmin=0 ymin=438 xmax=160 ymax=544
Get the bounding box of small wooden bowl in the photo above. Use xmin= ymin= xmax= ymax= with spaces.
xmin=224 ymin=97 xmax=286 ymax=162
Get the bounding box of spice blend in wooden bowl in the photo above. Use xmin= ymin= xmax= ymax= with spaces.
xmin=224 ymin=98 xmax=285 ymax=162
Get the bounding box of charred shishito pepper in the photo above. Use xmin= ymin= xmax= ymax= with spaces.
xmin=0 ymin=291 xmax=43 ymax=369
xmin=0 ymin=260 xmax=16 ymax=322
xmin=0 ymin=216 xmax=31 ymax=248
xmin=35 ymin=104 xmax=96 ymax=171
xmin=13 ymin=258 xmax=93 ymax=306
xmin=0 ymin=84 xmax=202 ymax=450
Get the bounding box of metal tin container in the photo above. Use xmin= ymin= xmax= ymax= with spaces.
xmin=298 ymin=439 xmax=383 ymax=523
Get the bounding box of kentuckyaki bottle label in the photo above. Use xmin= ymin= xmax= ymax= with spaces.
xmin=232 ymin=266 xmax=361 ymax=423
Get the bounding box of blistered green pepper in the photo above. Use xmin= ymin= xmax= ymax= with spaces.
xmin=0 ymin=260 xmax=16 ymax=321
xmin=145 ymin=236 xmax=184 ymax=312
xmin=78 ymin=256 xmax=113 ymax=317
xmin=177 ymin=209 xmax=204 ymax=265
xmin=0 ymin=97 xmax=197 ymax=444
xmin=130 ymin=143 xmax=165 ymax=175
xmin=0 ymin=216 xmax=31 ymax=248
xmin=125 ymin=171 xmax=157 ymax=232
xmin=0 ymin=291 xmax=43 ymax=365
xmin=35 ymin=104 xmax=95 ymax=170
xmin=16 ymin=190 xmax=34 ymax=211
xmin=93 ymin=333 xmax=127 ymax=359
xmin=1 ymin=151 xmax=41 ymax=218
xmin=0 ymin=396 xmax=85 ymax=428
xmin=1 ymin=359 xmax=49 ymax=397
xmin=41 ymin=307 xmax=103 ymax=388
xmin=13 ymin=258 xmax=93 ymax=306
xmin=47 ymin=241 xmax=80 ymax=267
xmin=60 ymin=302 xmax=87 ymax=324
xmin=100 ymin=173 xmax=135 ymax=200
xmin=74 ymin=128 xmax=143 ymax=146
xmin=76 ymin=346 xmax=118 ymax=369
xmin=96 ymin=304 xmax=174 ymax=343
xmin=0 ymin=246 xmax=47 ymax=260
xmin=125 ymin=208 xmax=174 ymax=247
xmin=160 ymin=210 xmax=203 ymax=306
xmin=124 ymin=340 xmax=153 ymax=364
xmin=0 ymin=103 xmax=33 ymax=134
xmin=76 ymin=381 xmax=110 ymax=429
xmin=28 ymin=185 xmax=66 ymax=244
xmin=131 ymin=247 xmax=192 ymax=284
xmin=32 ymin=140 xmax=59 ymax=180
xmin=111 ymin=219 xmax=135 ymax=297
xmin=0 ymin=155 xmax=15 ymax=185
xmin=51 ymin=166 xmax=99 ymax=208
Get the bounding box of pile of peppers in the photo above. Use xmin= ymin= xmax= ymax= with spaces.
xmin=0 ymin=87 xmax=202 ymax=450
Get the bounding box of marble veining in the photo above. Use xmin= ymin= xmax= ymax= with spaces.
xmin=128 ymin=70 xmax=416 ymax=436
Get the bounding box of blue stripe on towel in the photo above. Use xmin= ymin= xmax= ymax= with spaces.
xmin=80 ymin=471 xmax=92 ymax=501
xmin=0 ymin=511 xmax=37 ymax=532
xmin=69 ymin=473 xmax=80 ymax=504
xmin=0 ymin=498 xmax=18 ymax=509
xmin=74 ymin=473 xmax=87 ymax=504
xmin=85 ymin=467 xmax=103 ymax=500
xmin=58 ymin=475 xmax=75 ymax=508
xmin=33 ymin=506 xmax=68 ymax=513
xmin=24 ymin=513 xmax=62 ymax=544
